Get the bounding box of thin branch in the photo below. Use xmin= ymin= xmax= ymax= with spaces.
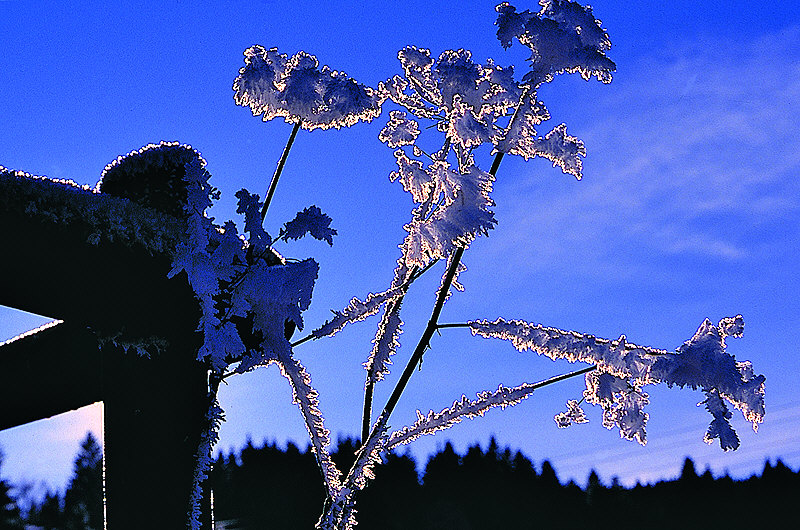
xmin=385 ymin=364 xmax=597 ymax=450
xmin=533 ymin=364 xmax=597 ymax=390
xmin=291 ymin=334 xmax=314 ymax=348
xmin=435 ymin=322 xmax=471 ymax=329
xmin=261 ymin=119 xmax=302 ymax=221
xmin=363 ymin=150 xmax=507 ymax=447
xmin=376 ymin=245 xmax=465 ymax=427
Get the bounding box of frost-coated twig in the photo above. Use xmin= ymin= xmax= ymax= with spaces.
xmin=358 ymin=261 xmax=439 ymax=441
xmin=261 ymin=119 xmax=302 ymax=221
xmin=271 ymin=351 xmax=342 ymax=496
xmin=369 ymin=151 xmax=505 ymax=438
xmin=376 ymin=246 xmax=465 ymax=431
xmin=386 ymin=364 xmax=596 ymax=449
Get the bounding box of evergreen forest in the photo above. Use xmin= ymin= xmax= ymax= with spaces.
xmin=2 ymin=433 xmax=796 ymax=529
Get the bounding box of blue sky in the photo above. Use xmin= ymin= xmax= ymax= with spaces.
xmin=1 ymin=0 xmax=799 ymax=499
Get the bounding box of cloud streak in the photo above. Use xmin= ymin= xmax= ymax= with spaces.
xmin=487 ymin=26 xmax=800 ymax=279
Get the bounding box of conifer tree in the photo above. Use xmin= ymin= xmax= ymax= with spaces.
xmin=0 ymin=451 xmax=24 ymax=530
xmin=63 ymin=432 xmax=104 ymax=530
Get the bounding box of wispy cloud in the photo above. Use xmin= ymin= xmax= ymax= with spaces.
xmin=487 ymin=27 xmax=800 ymax=279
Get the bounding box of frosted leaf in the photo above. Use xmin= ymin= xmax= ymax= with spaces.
xmin=234 ymin=45 xmax=385 ymax=131
xmin=233 ymin=258 xmax=319 ymax=373
xmin=732 ymin=360 xmax=766 ymax=430
xmin=397 ymin=46 xmax=441 ymax=106
xmin=482 ymin=60 xmax=524 ymax=116
xmin=379 ymin=110 xmax=421 ymax=148
xmin=495 ymin=1 xmax=615 ymax=87
xmin=554 ymin=399 xmax=588 ymax=428
xmin=385 ymin=46 xmax=526 ymax=157
xmin=387 ymin=382 xmax=537 ymax=449
xmin=719 ymin=314 xmax=745 ymax=339
xmin=530 ymin=123 xmax=585 ymax=179
xmin=540 ymin=0 xmax=612 ymax=50
xmin=391 ymin=149 xmax=434 ymax=204
xmin=232 ymin=45 xmax=286 ymax=120
xmin=378 ymin=75 xmax=438 ymax=119
xmin=235 ymin=189 xmax=272 ymax=250
xmin=494 ymin=92 xmax=550 ymax=157
xmin=282 ymin=205 xmax=337 ymax=246
xmin=210 ymin=221 xmax=247 ymax=281
xmin=199 ymin=320 xmax=246 ymax=372
xmin=434 ymin=49 xmax=489 ymax=111
xmin=400 ymin=163 xmax=496 ymax=268
xmin=311 ymin=284 xmax=406 ymax=340
xmin=447 ymin=95 xmax=496 ymax=149
xmin=607 ymin=389 xmax=649 ymax=445
xmin=583 ymin=371 xmax=629 ymax=405
xmin=703 ymin=390 xmax=740 ymax=451
xmin=649 ymin=318 xmax=765 ymax=423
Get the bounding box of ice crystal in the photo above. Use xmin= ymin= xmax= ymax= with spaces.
xmin=234 ymin=45 xmax=385 ymax=130
xmin=554 ymin=399 xmax=588 ymax=428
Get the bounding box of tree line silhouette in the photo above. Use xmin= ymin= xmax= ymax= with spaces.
xmin=2 ymin=433 xmax=796 ymax=529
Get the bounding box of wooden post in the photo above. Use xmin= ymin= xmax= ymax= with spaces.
xmin=1 ymin=147 xmax=215 ymax=528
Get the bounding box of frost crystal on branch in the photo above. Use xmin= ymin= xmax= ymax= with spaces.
xmin=234 ymin=45 xmax=386 ymax=130
xmin=188 ymin=401 xmax=225 ymax=529
xmin=554 ymin=399 xmax=588 ymax=428
xmin=311 ymin=285 xmax=407 ymax=340
xmin=273 ymin=353 xmax=342 ymax=495
xmin=468 ymin=316 xmax=764 ymax=447
xmin=387 ymin=382 xmax=538 ymax=449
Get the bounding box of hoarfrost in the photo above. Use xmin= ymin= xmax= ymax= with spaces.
xmin=469 ymin=316 xmax=764 ymax=447
xmin=495 ymin=0 xmax=615 ymax=87
xmin=234 ymin=45 xmax=385 ymax=130
xmin=554 ymin=399 xmax=589 ymax=428
xmin=281 ymin=205 xmax=337 ymax=246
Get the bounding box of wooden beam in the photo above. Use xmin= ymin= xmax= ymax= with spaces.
xmin=1 ymin=169 xmax=213 ymax=527
xmin=0 ymin=322 xmax=102 ymax=431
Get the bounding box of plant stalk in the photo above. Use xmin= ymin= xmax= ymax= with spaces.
xmin=261 ymin=119 xmax=302 ymax=221
xmin=364 ymin=150 xmax=506 ymax=442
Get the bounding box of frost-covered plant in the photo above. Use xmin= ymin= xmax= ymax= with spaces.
xmin=151 ymin=1 xmax=765 ymax=528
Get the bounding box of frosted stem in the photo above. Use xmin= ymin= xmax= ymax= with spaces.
xmin=364 ymin=150 xmax=506 ymax=445
xmin=374 ymin=245 xmax=464 ymax=430
xmin=261 ymin=119 xmax=302 ymax=221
